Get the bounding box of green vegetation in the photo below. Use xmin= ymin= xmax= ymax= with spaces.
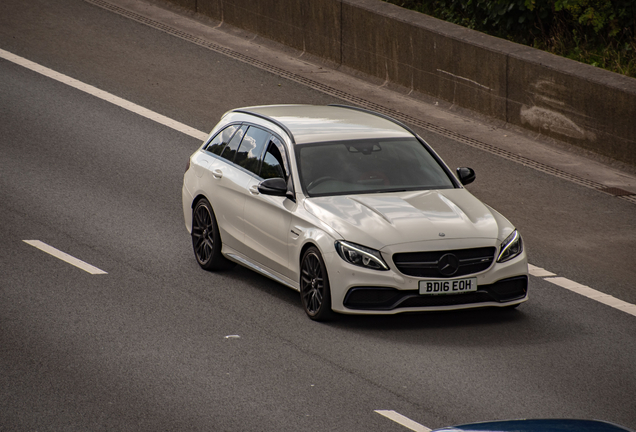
xmin=384 ymin=0 xmax=636 ymax=78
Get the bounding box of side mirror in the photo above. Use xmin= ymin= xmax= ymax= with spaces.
xmin=258 ymin=177 xmax=288 ymax=196
xmin=456 ymin=167 xmax=476 ymax=186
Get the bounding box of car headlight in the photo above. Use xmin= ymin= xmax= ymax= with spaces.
xmin=335 ymin=241 xmax=389 ymax=271
xmin=497 ymin=230 xmax=523 ymax=263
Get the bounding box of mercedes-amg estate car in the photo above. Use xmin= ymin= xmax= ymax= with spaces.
xmin=182 ymin=105 xmax=528 ymax=320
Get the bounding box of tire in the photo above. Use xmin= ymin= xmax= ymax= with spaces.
xmin=300 ymin=247 xmax=333 ymax=321
xmin=191 ymin=198 xmax=235 ymax=271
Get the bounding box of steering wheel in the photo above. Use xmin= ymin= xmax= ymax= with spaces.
xmin=307 ymin=176 xmax=337 ymax=190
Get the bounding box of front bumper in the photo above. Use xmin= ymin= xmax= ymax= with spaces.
xmin=325 ymin=245 xmax=528 ymax=314
xmin=343 ymin=276 xmax=527 ymax=310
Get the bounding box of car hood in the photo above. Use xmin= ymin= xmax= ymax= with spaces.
xmin=304 ymin=189 xmax=509 ymax=250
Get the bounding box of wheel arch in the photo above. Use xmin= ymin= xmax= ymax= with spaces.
xmin=296 ymin=226 xmax=338 ymax=269
xmin=191 ymin=193 xmax=208 ymax=209
xmin=185 ymin=194 xmax=211 ymax=234
xmin=299 ymin=241 xmax=320 ymax=267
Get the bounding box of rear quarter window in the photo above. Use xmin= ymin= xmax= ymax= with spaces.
xmin=205 ymin=124 xmax=240 ymax=156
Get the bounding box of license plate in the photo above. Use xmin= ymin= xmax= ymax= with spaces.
xmin=419 ymin=278 xmax=477 ymax=295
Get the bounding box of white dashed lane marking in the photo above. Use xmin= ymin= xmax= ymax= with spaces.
xmin=529 ymin=264 xmax=636 ymax=317
xmin=23 ymin=240 xmax=107 ymax=275
xmin=375 ymin=410 xmax=431 ymax=432
xmin=528 ymin=264 xmax=556 ymax=277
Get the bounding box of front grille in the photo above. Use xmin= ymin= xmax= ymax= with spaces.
xmin=393 ymin=247 xmax=496 ymax=278
xmin=343 ymin=276 xmax=527 ymax=310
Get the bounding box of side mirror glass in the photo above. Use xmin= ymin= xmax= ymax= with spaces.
xmin=258 ymin=177 xmax=288 ymax=196
xmin=456 ymin=167 xmax=476 ymax=186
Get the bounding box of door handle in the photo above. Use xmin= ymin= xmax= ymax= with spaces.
xmin=212 ymin=169 xmax=223 ymax=179
xmin=249 ymin=184 xmax=260 ymax=195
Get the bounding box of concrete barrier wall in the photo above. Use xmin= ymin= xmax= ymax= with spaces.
xmin=173 ymin=0 xmax=636 ymax=166
xmin=203 ymin=0 xmax=341 ymax=63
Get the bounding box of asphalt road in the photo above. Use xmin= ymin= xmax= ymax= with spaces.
xmin=1 ymin=0 xmax=635 ymax=431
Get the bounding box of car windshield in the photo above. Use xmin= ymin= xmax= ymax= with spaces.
xmin=297 ymin=138 xmax=456 ymax=196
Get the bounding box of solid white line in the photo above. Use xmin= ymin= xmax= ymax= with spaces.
xmin=544 ymin=276 xmax=636 ymax=317
xmin=24 ymin=240 xmax=107 ymax=275
xmin=375 ymin=410 xmax=431 ymax=432
xmin=0 ymin=48 xmax=209 ymax=141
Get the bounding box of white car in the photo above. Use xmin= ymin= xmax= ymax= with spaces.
xmin=182 ymin=105 xmax=528 ymax=320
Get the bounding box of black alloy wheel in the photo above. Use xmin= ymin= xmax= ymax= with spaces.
xmin=191 ymin=198 xmax=234 ymax=271
xmin=300 ymin=247 xmax=333 ymax=321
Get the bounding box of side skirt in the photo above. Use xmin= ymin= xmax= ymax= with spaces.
xmin=223 ymin=248 xmax=300 ymax=292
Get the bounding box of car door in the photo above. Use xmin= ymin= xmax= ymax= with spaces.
xmin=200 ymin=124 xmax=250 ymax=252
xmin=243 ymin=135 xmax=296 ymax=279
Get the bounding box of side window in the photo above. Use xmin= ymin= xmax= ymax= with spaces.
xmin=260 ymin=136 xmax=289 ymax=180
xmin=206 ymin=124 xmax=239 ymax=156
xmin=219 ymin=125 xmax=248 ymax=162
xmin=234 ymin=126 xmax=270 ymax=175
